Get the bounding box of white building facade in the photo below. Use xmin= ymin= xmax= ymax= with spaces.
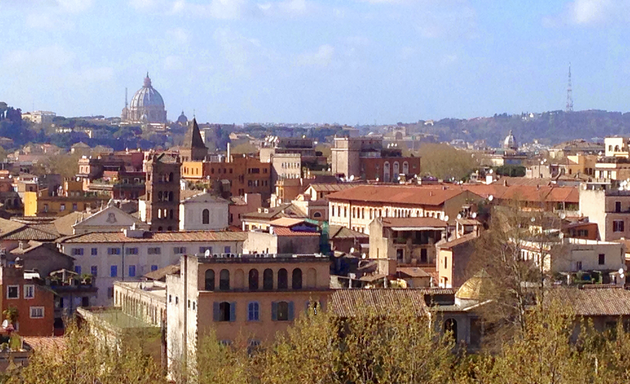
xmin=58 ymin=229 xmax=247 ymax=306
xmin=179 ymin=192 xmax=229 ymax=231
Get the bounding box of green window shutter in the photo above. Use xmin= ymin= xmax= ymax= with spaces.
xmin=271 ymin=302 xmax=278 ymax=321
xmin=213 ymin=302 xmax=220 ymax=322
xmin=230 ymin=302 xmax=236 ymax=322
xmin=288 ymin=301 xmax=294 ymax=321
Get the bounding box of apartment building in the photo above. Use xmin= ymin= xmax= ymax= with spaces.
xmin=580 ymin=182 xmax=630 ymax=241
xmin=23 ymin=180 xmax=109 ymax=217
xmin=57 ymin=227 xmax=247 ymax=306
xmin=166 ymin=252 xmax=332 ymax=372
xmin=328 ymin=185 xmax=483 ymax=234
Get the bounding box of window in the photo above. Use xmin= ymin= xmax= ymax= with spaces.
xmin=248 ymin=302 xmax=260 ymax=321
xmin=444 ymin=318 xmax=458 ymax=340
xmin=599 ymin=254 xmax=606 ymax=265
xmin=272 ymin=301 xmax=293 ymax=321
xmin=173 ymin=247 xmax=186 ymax=254
xmin=126 ymin=247 xmax=139 ymax=255
xmin=214 ymin=301 xmax=235 ymax=322
xmin=576 ymin=261 xmax=583 ymax=270
xmin=202 ymin=209 xmax=210 ymax=224
xmin=24 ymin=285 xmax=34 ymax=299
xmin=72 ymin=203 xmax=78 ymax=211
xmin=616 ymin=201 xmax=622 ymax=212
xmin=278 ymin=268 xmax=288 ymax=290
xmin=263 ymin=269 xmax=273 ymax=290
xmin=108 ymin=248 xmax=121 ymax=255
xmin=129 ymin=265 xmax=136 ymax=277
xmin=7 ymin=286 xmax=18 ymax=299
xmin=199 ymin=246 xmax=212 ymax=254
xmin=91 ymin=248 xmax=98 ymax=256
xmin=72 ymin=248 xmax=84 ymax=256
xmin=219 ymin=269 xmax=230 ymax=290
xmin=249 ymin=269 xmax=259 ymax=290
xmin=30 ymin=307 xmax=44 ymax=319
xmin=292 ymin=268 xmax=302 ymax=290
xmin=110 ymin=265 xmax=118 ymax=277
xmin=444 ymin=257 xmax=448 ymax=269
xmin=205 ymin=269 xmax=215 ymax=290
xmin=147 ymin=247 xmax=161 ymax=255
xmin=108 ymin=287 xmax=114 ymax=298
xmin=60 ymin=204 xmax=66 ymax=211
xmin=151 ymin=265 xmax=158 ymax=271
xmin=88 ymin=266 xmax=97 ymax=277
xmin=75 ymin=266 xmax=82 ymax=274
xmin=614 ymin=220 xmax=625 ymax=232
xmin=224 ymin=246 xmax=231 ymax=254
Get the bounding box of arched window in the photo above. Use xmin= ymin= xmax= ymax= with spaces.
xmin=169 ymin=191 xmax=173 ymax=202
xmin=202 ymin=209 xmax=210 ymax=224
xmin=158 ymin=191 xmax=163 ymax=201
xmin=205 ymin=269 xmax=215 ymax=290
xmin=219 ymin=269 xmax=230 ymax=291
xmin=249 ymin=269 xmax=259 ymax=290
xmin=444 ymin=318 xmax=458 ymax=340
xmin=169 ymin=172 xmax=174 ymax=182
xmin=313 ymin=211 xmax=322 ymax=218
xmin=393 ymin=162 xmax=400 ymax=178
xmin=263 ymin=269 xmax=273 ymax=290
xmin=278 ymin=268 xmax=288 ymax=289
xmin=292 ymin=268 xmax=302 ymax=289
xmin=403 ymin=161 xmax=409 ymax=174
xmin=169 ymin=209 xmax=174 ymax=219
xmin=383 ymin=162 xmax=390 ymax=182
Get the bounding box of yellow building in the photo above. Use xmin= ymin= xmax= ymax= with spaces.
xmin=23 ymin=182 xmax=109 ymax=217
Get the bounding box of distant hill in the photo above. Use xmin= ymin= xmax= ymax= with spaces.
xmin=405 ymin=110 xmax=630 ymax=147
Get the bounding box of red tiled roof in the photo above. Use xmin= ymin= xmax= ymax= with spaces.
xmin=330 ymin=288 xmax=455 ymax=317
xmin=59 ymin=231 xmax=248 ymax=243
xmin=437 ymin=233 xmax=478 ymax=249
xmin=326 ymin=185 xmax=471 ymax=206
xmin=272 ymin=227 xmax=320 ymax=237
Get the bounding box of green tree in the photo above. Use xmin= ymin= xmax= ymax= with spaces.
xmin=416 ymin=143 xmax=478 ymax=181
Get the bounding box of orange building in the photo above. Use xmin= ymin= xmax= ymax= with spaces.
xmin=181 ymin=155 xmax=272 ymax=202
xmin=0 ymin=265 xmax=55 ymax=336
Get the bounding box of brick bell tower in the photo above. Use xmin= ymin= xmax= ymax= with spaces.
xmin=145 ymin=152 xmax=181 ymax=231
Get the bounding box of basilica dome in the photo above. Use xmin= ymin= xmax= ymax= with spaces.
xmin=503 ymin=130 xmax=517 ymax=150
xmin=122 ymin=73 xmax=167 ymax=124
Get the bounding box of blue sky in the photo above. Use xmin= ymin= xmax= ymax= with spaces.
xmin=2 ymin=0 xmax=630 ymax=124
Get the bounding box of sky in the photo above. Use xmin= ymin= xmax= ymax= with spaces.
xmin=2 ymin=0 xmax=630 ymax=125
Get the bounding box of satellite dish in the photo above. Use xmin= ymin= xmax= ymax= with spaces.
xmin=204 ymin=250 xmax=211 ymax=257
xmin=560 ymin=213 xmax=567 ymax=219
xmin=349 ymin=175 xmax=355 ymax=181
xmin=488 ymin=195 xmax=494 ymax=202
xmin=444 ymin=215 xmax=449 ymax=222
xmin=457 ymin=213 xmax=462 ymax=219
xmin=2 ymin=320 xmax=8 ymax=329
xmin=362 ymin=253 xmax=366 ymax=259
xmin=471 ymin=212 xmax=477 ymax=219
xmin=619 ymin=268 xmax=625 ymax=275
xmin=350 ymin=247 xmax=355 ymax=254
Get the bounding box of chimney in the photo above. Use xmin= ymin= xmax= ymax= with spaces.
xmin=227 ymin=143 xmax=231 ymax=163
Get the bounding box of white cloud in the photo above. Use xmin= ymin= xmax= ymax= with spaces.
xmin=170 ymin=0 xmax=251 ymax=19
xmin=56 ymin=0 xmax=94 ymax=13
xmin=166 ymin=28 xmax=190 ymax=45
xmin=164 ymin=55 xmax=185 ymax=71
xmin=545 ymin=0 xmax=630 ymax=26
xmin=2 ymin=45 xmax=75 ymax=68
xmin=296 ymin=44 xmax=335 ymax=68
xmin=213 ymin=28 xmax=264 ymax=77
xmin=258 ymin=0 xmax=311 ymax=17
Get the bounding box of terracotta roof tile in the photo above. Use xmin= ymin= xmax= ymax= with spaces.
xmin=330 ymin=288 xmax=455 ymax=317
xmin=546 ymin=287 xmax=630 ymax=316
xmin=59 ymin=231 xmax=248 ymax=244
xmin=272 ymin=227 xmax=320 ymax=237
xmin=327 ymin=185 xmax=471 ymax=206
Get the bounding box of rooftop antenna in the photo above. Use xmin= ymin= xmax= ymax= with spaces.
xmin=566 ymin=63 xmax=573 ymax=112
